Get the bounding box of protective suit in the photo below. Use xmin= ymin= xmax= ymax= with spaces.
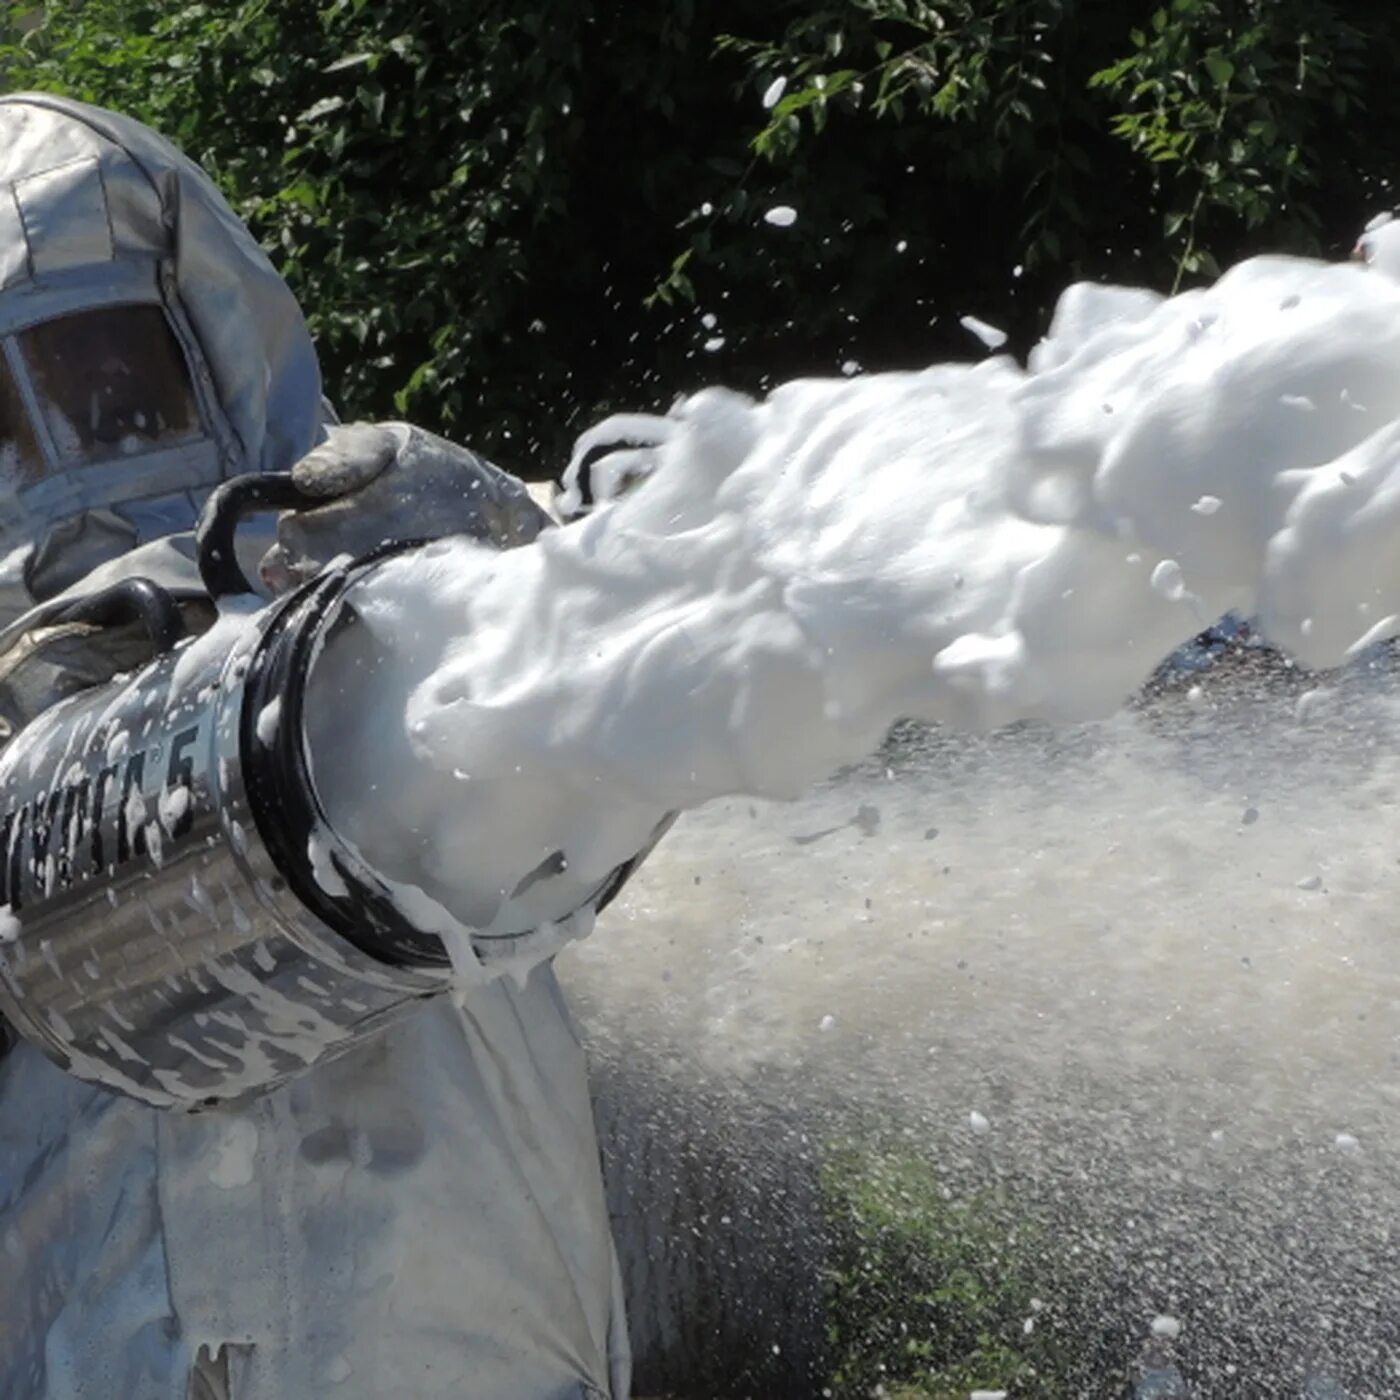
xmin=0 ymin=95 xmax=632 ymax=1400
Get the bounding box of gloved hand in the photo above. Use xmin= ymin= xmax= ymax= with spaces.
xmin=260 ymin=422 xmax=551 ymax=592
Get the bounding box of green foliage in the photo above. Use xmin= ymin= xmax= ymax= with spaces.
xmin=709 ymin=1 xmax=1400 ymax=303
xmin=819 ymin=1144 xmax=1072 ymax=1397
xmin=1087 ymin=0 xmax=1381 ymax=287
xmin=3 ymin=0 xmax=1400 ymax=475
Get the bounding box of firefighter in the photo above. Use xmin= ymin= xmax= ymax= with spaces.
xmin=0 ymin=94 xmax=633 ymax=1400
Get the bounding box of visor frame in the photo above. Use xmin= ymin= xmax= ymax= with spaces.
xmin=0 ymin=342 xmax=43 ymax=487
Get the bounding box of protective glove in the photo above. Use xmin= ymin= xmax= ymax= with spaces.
xmin=260 ymin=422 xmax=550 ymax=592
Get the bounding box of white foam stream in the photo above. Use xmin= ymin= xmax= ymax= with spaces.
xmin=307 ymin=252 xmax=1400 ymax=952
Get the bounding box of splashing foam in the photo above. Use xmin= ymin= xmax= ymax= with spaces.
xmin=307 ymin=253 xmax=1400 ymax=942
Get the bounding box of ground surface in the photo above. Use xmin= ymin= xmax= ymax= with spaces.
xmin=562 ymin=656 xmax=1400 ymax=1397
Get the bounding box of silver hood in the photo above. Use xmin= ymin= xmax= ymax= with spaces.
xmin=0 ymin=93 xmax=322 ymax=588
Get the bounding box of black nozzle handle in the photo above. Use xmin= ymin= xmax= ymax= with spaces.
xmin=52 ymin=578 xmax=187 ymax=654
xmin=195 ymin=473 xmax=324 ymax=600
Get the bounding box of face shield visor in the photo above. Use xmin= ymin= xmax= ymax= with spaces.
xmin=4 ymin=302 xmax=206 ymax=470
xmin=0 ymin=300 xmax=225 ymax=601
xmin=0 ymin=302 xmax=219 ymax=545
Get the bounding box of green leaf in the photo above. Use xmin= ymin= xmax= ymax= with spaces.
xmin=324 ymin=51 xmax=375 ymax=74
xmin=1204 ymin=52 xmax=1235 ymax=87
xmin=358 ymin=83 xmax=385 ymax=125
xmin=298 ymin=95 xmax=346 ymax=123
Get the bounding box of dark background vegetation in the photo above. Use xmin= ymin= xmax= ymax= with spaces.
xmin=4 ymin=0 xmax=1400 ymax=477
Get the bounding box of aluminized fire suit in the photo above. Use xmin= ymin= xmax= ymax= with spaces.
xmin=0 ymin=95 xmax=631 ymax=1400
